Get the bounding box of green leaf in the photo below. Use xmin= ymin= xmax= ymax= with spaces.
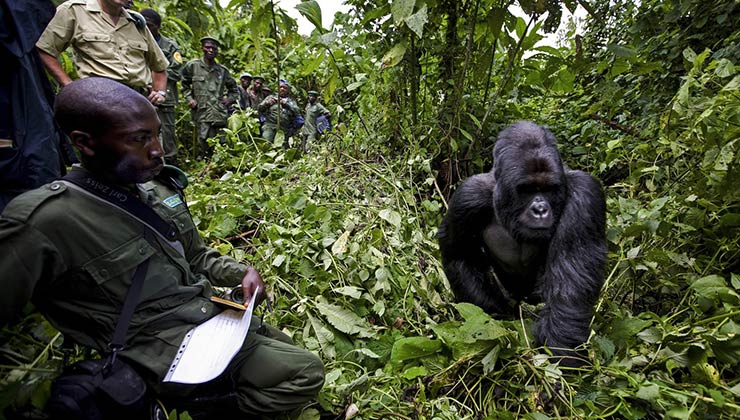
xmin=379 ymin=209 xmax=402 ymax=227
xmin=608 ymin=318 xmax=653 ymax=344
xmin=316 ymin=301 xmax=375 ymax=338
xmin=481 ymin=345 xmax=501 ymax=375
xmin=690 ymin=275 xmax=738 ymax=303
xmin=404 ymin=4 xmax=427 ymax=38
xmin=331 ymin=230 xmax=350 ymax=255
xmin=707 ymin=335 xmax=740 ymax=364
xmin=333 ymin=286 xmax=363 ymax=299
xmin=607 ymin=44 xmax=637 ymax=58
xmin=390 ymin=336 xmax=442 ymax=364
xmin=391 ymin=0 xmax=415 ymax=25
xmin=296 ymin=1 xmax=324 ymax=32
xmin=714 ymin=58 xmax=736 ymax=78
xmin=309 ymin=315 xmax=336 ymax=360
xmin=635 ymin=383 xmax=660 ymax=402
xmin=381 ymin=43 xmax=407 ymax=68
xmin=401 ymin=365 xmax=427 ymax=379
xmin=295 ymin=408 xmax=321 ymax=420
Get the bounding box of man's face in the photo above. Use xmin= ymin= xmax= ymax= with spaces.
xmin=240 ymin=77 xmax=251 ymax=90
xmin=89 ymin=101 xmax=164 ymax=184
xmin=144 ymin=16 xmax=159 ymax=37
xmin=278 ymin=84 xmax=289 ymax=97
xmin=202 ymin=41 xmax=218 ymax=60
xmin=253 ymin=79 xmax=263 ymax=90
xmin=308 ymin=94 xmax=317 ymax=104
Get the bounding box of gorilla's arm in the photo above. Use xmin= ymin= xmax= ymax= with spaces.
xmin=534 ymin=170 xmax=607 ymax=365
xmin=438 ymin=173 xmax=514 ymax=314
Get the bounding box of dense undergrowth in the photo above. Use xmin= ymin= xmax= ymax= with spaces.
xmin=2 ymin=0 xmax=740 ymax=418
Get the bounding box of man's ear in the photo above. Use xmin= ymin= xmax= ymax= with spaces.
xmin=69 ymin=130 xmax=95 ymax=157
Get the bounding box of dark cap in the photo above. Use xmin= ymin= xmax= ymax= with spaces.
xmin=199 ymin=36 xmax=220 ymax=47
xmin=307 ymin=90 xmax=319 ymax=95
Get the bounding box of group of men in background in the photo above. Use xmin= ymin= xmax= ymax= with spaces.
xmin=33 ymin=0 xmax=333 ymax=164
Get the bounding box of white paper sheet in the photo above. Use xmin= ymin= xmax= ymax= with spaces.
xmin=163 ymin=291 xmax=257 ymax=384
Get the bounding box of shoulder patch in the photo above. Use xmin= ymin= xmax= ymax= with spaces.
xmin=2 ymin=183 xmax=67 ymax=222
xmin=173 ymin=51 xmax=183 ymax=64
xmin=162 ymin=194 xmax=183 ymax=208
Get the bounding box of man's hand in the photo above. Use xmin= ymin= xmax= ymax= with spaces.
xmin=188 ymin=99 xmax=198 ymax=109
xmin=240 ymin=266 xmax=266 ymax=306
xmin=148 ymin=91 xmax=165 ymax=105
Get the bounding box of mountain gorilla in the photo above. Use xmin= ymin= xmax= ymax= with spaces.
xmin=438 ymin=121 xmax=606 ymax=366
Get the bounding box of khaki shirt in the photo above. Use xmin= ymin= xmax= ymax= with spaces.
xmin=0 ymin=166 xmax=247 ymax=379
xmin=36 ymin=0 xmax=168 ymax=87
xmin=181 ymin=58 xmax=238 ymax=123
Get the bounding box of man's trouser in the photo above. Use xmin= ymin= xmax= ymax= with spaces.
xmin=262 ymin=124 xmax=293 ymax=149
xmin=196 ymin=121 xmax=226 ymax=158
xmin=154 ymin=317 xmax=325 ymax=417
xmin=157 ymin=106 xmax=178 ymax=164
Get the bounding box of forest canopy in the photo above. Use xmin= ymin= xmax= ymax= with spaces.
xmin=1 ymin=0 xmax=739 ymax=419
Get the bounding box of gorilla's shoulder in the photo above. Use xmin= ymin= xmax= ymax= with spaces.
xmin=565 ymin=169 xmax=606 ymax=211
xmin=458 ymin=173 xmax=496 ymax=194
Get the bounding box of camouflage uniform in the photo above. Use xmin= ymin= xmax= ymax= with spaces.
xmin=257 ymin=94 xmax=301 ymax=145
xmin=181 ymin=58 xmax=238 ymax=157
xmin=303 ymin=101 xmax=331 ymax=143
xmin=154 ymin=34 xmax=182 ymax=163
xmin=0 ymin=166 xmax=325 ymax=416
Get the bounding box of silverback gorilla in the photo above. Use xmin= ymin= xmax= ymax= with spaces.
xmin=438 ymin=121 xmax=606 ymax=366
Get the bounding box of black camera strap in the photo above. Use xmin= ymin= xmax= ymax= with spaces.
xmin=62 ymin=170 xmax=179 ymax=242
xmin=107 ymin=249 xmax=150 ymax=368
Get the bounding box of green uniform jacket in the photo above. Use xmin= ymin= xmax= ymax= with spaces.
xmin=0 ymin=167 xmax=247 ymax=379
xmin=246 ymin=87 xmax=270 ymax=110
xmin=181 ymin=58 xmax=238 ymax=123
xmin=36 ymin=0 xmax=168 ymax=88
xmin=257 ymin=94 xmax=301 ymax=128
xmin=156 ymin=34 xmax=182 ymax=107
xmin=303 ymin=102 xmax=331 ymax=139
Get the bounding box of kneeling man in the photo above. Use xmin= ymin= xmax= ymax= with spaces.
xmin=0 ymin=77 xmax=324 ymax=417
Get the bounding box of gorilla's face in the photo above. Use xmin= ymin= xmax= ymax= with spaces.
xmin=492 ymin=124 xmax=567 ymax=243
xmin=511 ymin=179 xmax=564 ymax=241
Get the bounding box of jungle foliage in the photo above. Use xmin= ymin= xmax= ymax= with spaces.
xmin=2 ymin=0 xmax=740 ymax=419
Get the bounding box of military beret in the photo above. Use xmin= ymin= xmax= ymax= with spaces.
xmin=307 ymin=90 xmax=319 ymax=95
xmin=279 ymin=79 xmax=290 ymax=87
xmin=199 ymin=36 xmax=220 ymax=46
xmin=240 ymin=73 xmax=253 ymax=79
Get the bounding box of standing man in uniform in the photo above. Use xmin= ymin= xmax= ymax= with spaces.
xmin=238 ymin=72 xmax=252 ymax=110
xmin=181 ymin=36 xmax=238 ymax=159
xmin=302 ymin=90 xmax=332 ymax=152
xmin=36 ymin=0 xmax=168 ymax=106
xmin=258 ymin=79 xmax=301 ymax=147
xmin=140 ymin=8 xmax=183 ymax=166
xmin=0 ymin=77 xmax=325 ymax=418
xmin=247 ymin=75 xmax=270 ymax=109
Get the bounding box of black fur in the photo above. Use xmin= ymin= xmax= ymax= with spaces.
xmin=438 ymin=121 xmax=607 ymax=366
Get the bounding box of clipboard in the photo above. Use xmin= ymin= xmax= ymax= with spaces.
xmin=163 ymin=290 xmax=258 ymax=384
